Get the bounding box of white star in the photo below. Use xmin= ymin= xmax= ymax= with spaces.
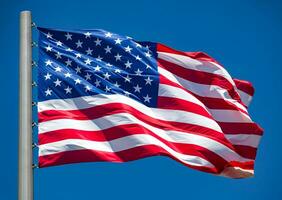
xmin=135 ymin=68 xmax=143 ymax=76
xmin=64 ymin=86 xmax=72 ymax=94
xmin=84 ymin=32 xmax=92 ymax=38
xmin=75 ymin=79 xmax=81 ymax=85
xmin=114 ymin=69 xmax=121 ymax=73
xmin=145 ymin=76 xmax=153 ymax=85
xmin=45 ymin=88 xmax=52 ymax=96
xmin=44 ymin=73 xmax=52 ymax=80
xmin=114 ymin=53 xmax=122 ymax=61
xmin=133 ymin=84 xmax=142 ymax=93
xmin=85 ymin=85 xmax=91 ymax=92
xmin=135 ymin=55 xmax=142 ymax=61
xmin=75 ymin=66 xmax=81 ymax=73
xmin=104 ymin=46 xmax=112 ymax=54
xmin=124 ymin=91 xmax=131 ymax=96
xmin=126 ymin=36 xmax=132 ymax=39
xmin=103 ymin=72 xmax=111 ymax=80
xmin=94 ymin=65 xmax=101 ymax=71
xmin=145 ymin=51 xmax=151 ymax=58
xmin=56 ymin=41 xmax=63 ymax=46
xmin=85 ymin=73 xmax=92 ymax=80
xmin=124 ymin=45 xmax=132 ymax=53
xmin=146 ymin=64 xmax=152 ymax=69
xmin=145 ymin=45 xmax=150 ymax=49
xmin=124 ymin=75 xmax=132 ymax=83
xmin=94 ymin=38 xmax=102 ymax=46
xmin=55 ymin=66 xmax=62 ymax=72
xmin=105 ymin=32 xmax=113 ymax=37
xmin=54 ymin=79 xmax=62 ymax=87
xmin=64 ymin=72 xmax=72 ymax=78
xmin=106 ymin=63 xmax=113 ymax=67
xmin=75 ymin=53 xmax=82 ymax=58
xmin=135 ymin=43 xmax=142 ymax=48
xmin=65 ymin=59 xmax=72 ymax=66
xmin=84 ymin=58 xmax=92 ymax=65
xmin=76 ymin=40 xmax=83 ymax=48
xmin=45 ymin=60 xmax=53 ymax=66
xmin=55 ymin=52 xmax=62 ymax=59
xmin=143 ymin=94 xmax=152 ymax=103
xmin=124 ymin=60 xmax=132 ymax=68
xmin=65 ymin=32 xmax=72 ymax=40
xmin=46 ymin=32 xmax=53 ymax=38
xmin=66 ymin=48 xmax=73 ymax=52
xmin=96 ymin=55 xmax=103 ymax=61
xmin=45 ymin=45 xmax=52 ymax=52
xmin=114 ymin=38 xmax=122 ymax=44
xmin=86 ymin=48 xmax=93 ymax=55
xmin=94 ymin=79 xmax=101 ymax=87
xmin=105 ymin=85 xmax=111 ymax=92
xmin=114 ymin=81 xmax=120 ymax=88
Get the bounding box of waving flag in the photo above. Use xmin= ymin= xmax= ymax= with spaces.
xmin=37 ymin=27 xmax=263 ymax=178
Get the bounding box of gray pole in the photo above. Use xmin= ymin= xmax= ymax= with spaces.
xmin=18 ymin=11 xmax=33 ymax=200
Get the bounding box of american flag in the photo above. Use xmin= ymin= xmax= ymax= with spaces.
xmin=37 ymin=27 xmax=263 ymax=178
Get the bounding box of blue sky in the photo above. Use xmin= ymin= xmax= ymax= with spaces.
xmin=1 ymin=0 xmax=281 ymax=199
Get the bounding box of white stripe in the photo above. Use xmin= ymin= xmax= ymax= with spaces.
xmin=158 ymin=84 xmax=210 ymax=113
xmin=39 ymin=113 xmax=132 ymax=133
xmin=39 ymin=135 xmax=215 ymax=168
xmin=209 ymin=109 xmax=252 ymax=123
xmin=158 ymin=51 xmax=236 ymax=87
xmin=39 ymin=110 xmax=221 ymax=134
xmin=39 ymin=112 xmax=251 ymax=163
xmin=39 ymin=94 xmax=222 ymax=133
xmin=159 ymin=66 xmax=248 ymax=113
xmin=39 ymin=87 xmax=209 ymax=113
xmin=238 ymin=89 xmax=252 ymax=107
xmin=225 ymin=134 xmax=261 ymax=148
xmin=38 ymin=93 xmax=112 ymax=112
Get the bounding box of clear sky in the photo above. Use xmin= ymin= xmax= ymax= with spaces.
xmin=1 ymin=0 xmax=281 ymax=199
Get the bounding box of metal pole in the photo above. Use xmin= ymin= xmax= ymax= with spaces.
xmin=19 ymin=11 xmax=33 ymax=200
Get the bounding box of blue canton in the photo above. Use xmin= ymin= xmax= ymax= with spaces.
xmin=37 ymin=27 xmax=159 ymax=107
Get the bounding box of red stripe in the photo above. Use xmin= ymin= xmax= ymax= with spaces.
xmin=158 ymin=59 xmax=242 ymax=103
xmin=39 ymin=146 xmax=219 ymax=174
xmin=233 ymin=79 xmax=254 ymax=96
xmin=195 ymin=95 xmax=248 ymax=111
xmin=157 ymin=96 xmax=211 ymax=118
xmin=39 ymin=103 xmax=233 ymax=149
xmin=219 ymin=122 xmax=263 ymax=136
xmin=157 ymin=43 xmax=220 ymax=64
xmin=39 ymin=124 xmax=155 ymax=145
xmin=232 ymin=145 xmax=257 ymax=160
xmin=40 ymin=124 xmax=204 ymax=145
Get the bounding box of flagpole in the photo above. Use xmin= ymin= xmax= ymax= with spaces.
xmin=19 ymin=10 xmax=33 ymax=200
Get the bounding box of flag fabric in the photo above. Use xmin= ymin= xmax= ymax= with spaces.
xmin=37 ymin=27 xmax=263 ymax=178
